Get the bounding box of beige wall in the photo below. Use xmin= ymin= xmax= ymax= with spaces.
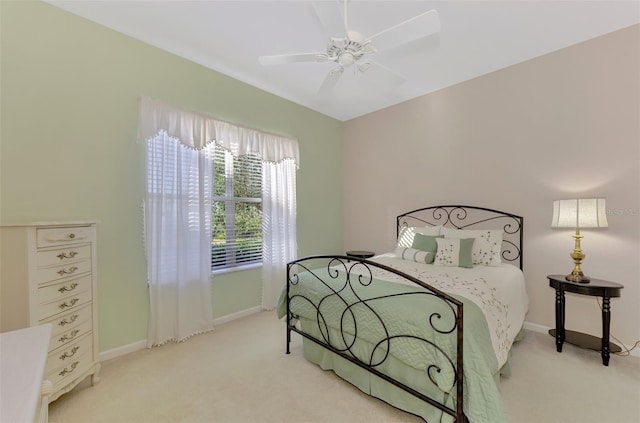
xmin=343 ymin=25 xmax=639 ymax=347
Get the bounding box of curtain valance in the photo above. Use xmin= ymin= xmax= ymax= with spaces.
xmin=138 ymin=97 xmax=300 ymax=167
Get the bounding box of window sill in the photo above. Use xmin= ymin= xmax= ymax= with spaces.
xmin=212 ymin=262 xmax=262 ymax=276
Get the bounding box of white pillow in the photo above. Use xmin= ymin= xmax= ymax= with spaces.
xmin=396 ymin=225 xmax=442 ymax=248
xmin=394 ymin=247 xmax=434 ymax=264
xmin=441 ymin=228 xmax=503 ymax=266
xmin=433 ymin=238 xmax=475 ymax=268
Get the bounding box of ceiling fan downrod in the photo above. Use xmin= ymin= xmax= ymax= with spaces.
xmin=342 ymin=0 xmax=349 ymax=30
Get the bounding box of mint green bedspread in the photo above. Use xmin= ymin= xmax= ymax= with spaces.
xmin=276 ymin=265 xmax=510 ymax=423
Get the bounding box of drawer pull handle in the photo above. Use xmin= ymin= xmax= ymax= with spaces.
xmin=57 ymin=251 xmax=78 ymax=260
xmin=58 ymin=282 xmax=79 ymax=293
xmin=58 ymin=314 xmax=79 ymax=326
xmin=59 ymin=361 xmax=79 ymax=376
xmin=59 ymin=329 xmax=80 ymax=343
xmin=57 ymin=266 xmax=79 ymax=276
xmin=59 ymin=298 xmax=80 ymax=309
xmin=68 ymin=233 xmax=76 ymax=239
xmin=60 ymin=346 xmax=80 ymax=360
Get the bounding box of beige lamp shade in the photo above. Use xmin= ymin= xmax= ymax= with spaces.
xmin=551 ymin=198 xmax=607 ymax=283
xmin=551 ymin=198 xmax=608 ymax=229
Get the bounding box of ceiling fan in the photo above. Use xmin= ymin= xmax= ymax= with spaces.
xmin=258 ymin=1 xmax=441 ymax=95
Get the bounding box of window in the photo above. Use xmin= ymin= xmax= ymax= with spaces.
xmin=212 ymin=149 xmax=263 ymax=270
xmin=141 ymin=97 xmax=298 ymax=323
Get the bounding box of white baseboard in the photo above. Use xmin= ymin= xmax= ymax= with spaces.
xmin=99 ymin=339 xmax=147 ymax=362
xmin=99 ymin=306 xmax=264 ymax=362
xmin=523 ymin=320 xmax=550 ymax=334
xmin=523 ymin=320 xmax=640 ymax=358
xmin=213 ymin=305 xmax=262 ymax=326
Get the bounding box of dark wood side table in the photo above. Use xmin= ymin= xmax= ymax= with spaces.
xmin=548 ymin=275 xmax=624 ymax=366
xmin=345 ymin=250 xmax=375 ymax=259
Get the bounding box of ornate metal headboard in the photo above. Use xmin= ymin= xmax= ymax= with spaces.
xmin=397 ymin=205 xmax=524 ymax=270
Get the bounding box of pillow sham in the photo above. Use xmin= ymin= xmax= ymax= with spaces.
xmin=396 ymin=225 xmax=442 ymax=248
xmin=434 ymin=237 xmax=475 ymax=268
xmin=441 ymin=228 xmax=503 ymax=266
xmin=394 ymin=247 xmax=434 ymax=264
xmin=411 ymin=234 xmax=443 ymax=264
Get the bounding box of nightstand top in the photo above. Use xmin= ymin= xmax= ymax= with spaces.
xmin=547 ymin=275 xmax=624 ymax=297
xmin=346 ymin=250 xmax=375 ymax=259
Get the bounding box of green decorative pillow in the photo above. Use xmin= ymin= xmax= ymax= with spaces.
xmin=434 ymin=237 xmax=475 ymax=268
xmin=441 ymin=228 xmax=504 ymax=266
xmin=411 ymin=234 xmax=443 ymax=264
xmin=394 ymin=247 xmax=433 ymax=264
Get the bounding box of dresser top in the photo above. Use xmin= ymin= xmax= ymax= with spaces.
xmin=0 ymin=220 xmax=97 ymax=227
xmin=0 ymin=324 xmax=52 ymax=423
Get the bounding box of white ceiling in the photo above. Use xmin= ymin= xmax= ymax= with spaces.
xmin=46 ymin=0 xmax=639 ymax=122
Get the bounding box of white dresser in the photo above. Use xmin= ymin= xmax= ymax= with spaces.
xmin=0 ymin=222 xmax=100 ymax=403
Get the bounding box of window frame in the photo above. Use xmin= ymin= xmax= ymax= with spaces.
xmin=211 ymin=148 xmax=263 ymax=273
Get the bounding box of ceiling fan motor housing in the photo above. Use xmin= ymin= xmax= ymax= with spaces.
xmin=327 ymin=30 xmax=372 ymax=67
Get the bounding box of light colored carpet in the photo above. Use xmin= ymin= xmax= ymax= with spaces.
xmin=49 ymin=311 xmax=640 ymax=423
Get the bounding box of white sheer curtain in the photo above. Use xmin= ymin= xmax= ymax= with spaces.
xmin=262 ymin=159 xmax=297 ymax=309
xmin=139 ymin=97 xmax=299 ymax=343
xmin=144 ymin=131 xmax=215 ymax=347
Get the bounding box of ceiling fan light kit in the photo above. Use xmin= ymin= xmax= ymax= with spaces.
xmin=258 ymin=0 xmax=441 ymax=95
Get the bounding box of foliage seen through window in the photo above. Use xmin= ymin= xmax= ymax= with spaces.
xmin=212 ymin=149 xmax=262 ymax=270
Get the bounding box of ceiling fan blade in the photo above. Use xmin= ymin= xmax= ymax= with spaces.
xmin=317 ymin=67 xmax=344 ymax=97
xmin=368 ymin=9 xmax=440 ymax=52
xmin=259 ymin=53 xmax=328 ymax=66
xmin=359 ymin=61 xmax=405 ymax=89
xmin=311 ymin=1 xmax=347 ymax=39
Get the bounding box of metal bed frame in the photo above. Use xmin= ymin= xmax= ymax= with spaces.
xmin=284 ymin=205 xmax=523 ymax=422
xmin=397 ymin=205 xmax=523 ymax=270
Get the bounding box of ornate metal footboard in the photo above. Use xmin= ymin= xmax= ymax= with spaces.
xmin=285 ymin=256 xmax=466 ymax=422
xmin=284 ymin=205 xmax=523 ymax=423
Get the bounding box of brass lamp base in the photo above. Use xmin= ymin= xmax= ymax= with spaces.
xmin=566 ymin=227 xmax=590 ymax=283
xmin=566 ymin=272 xmax=590 ymax=283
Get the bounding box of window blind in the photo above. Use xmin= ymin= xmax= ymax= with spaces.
xmin=212 ymin=148 xmax=263 ymax=270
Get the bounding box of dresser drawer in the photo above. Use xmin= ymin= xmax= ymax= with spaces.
xmin=37 ymin=244 xmax=91 ymax=267
xmin=46 ymin=332 xmax=92 ymax=374
xmin=49 ymin=318 xmax=93 ymax=351
xmin=35 ymin=259 xmax=91 ymax=285
xmin=45 ymin=303 xmax=92 ymax=339
xmin=38 ymin=274 xmax=91 ymax=305
xmin=38 ymin=290 xmax=92 ymax=321
xmin=36 ymin=226 xmax=94 ymax=248
xmin=46 ymin=346 xmax=93 ymax=391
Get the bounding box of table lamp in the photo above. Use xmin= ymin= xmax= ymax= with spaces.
xmin=551 ymin=198 xmax=608 ymax=283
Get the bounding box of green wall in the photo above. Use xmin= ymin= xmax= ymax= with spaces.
xmin=0 ymin=1 xmax=343 ymax=352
